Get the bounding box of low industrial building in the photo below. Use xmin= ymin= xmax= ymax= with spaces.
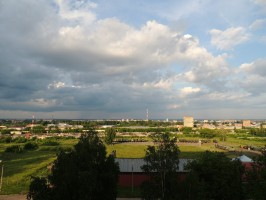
xmin=115 ymin=158 xmax=190 ymax=187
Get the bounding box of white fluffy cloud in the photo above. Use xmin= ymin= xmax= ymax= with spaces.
xmin=180 ymin=87 xmax=201 ymax=97
xmin=239 ymin=59 xmax=266 ymax=76
xmin=209 ymin=27 xmax=249 ymax=50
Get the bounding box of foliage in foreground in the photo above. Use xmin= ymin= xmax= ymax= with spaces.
xmin=184 ymin=151 xmax=245 ymax=200
xmin=141 ymin=136 xmax=246 ymax=200
xmin=141 ymin=133 xmax=180 ymax=200
xmin=27 ymin=129 xmax=119 ymax=200
xmin=246 ymin=149 xmax=266 ymax=199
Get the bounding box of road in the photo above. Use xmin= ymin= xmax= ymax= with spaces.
xmin=0 ymin=195 xmax=140 ymax=200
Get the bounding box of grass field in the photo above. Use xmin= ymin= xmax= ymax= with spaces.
xmin=0 ymin=138 xmax=77 ymax=195
xmin=0 ymin=135 xmax=264 ymax=195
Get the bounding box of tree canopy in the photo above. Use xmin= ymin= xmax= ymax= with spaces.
xmin=246 ymin=148 xmax=266 ymax=199
xmin=27 ymin=129 xmax=119 ymax=200
xmin=141 ymin=133 xmax=180 ymax=200
xmin=185 ymin=151 xmax=244 ymax=200
xmin=104 ymin=127 xmax=116 ymax=145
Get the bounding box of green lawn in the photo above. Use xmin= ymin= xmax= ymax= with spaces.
xmin=107 ymin=143 xmax=147 ymax=158
xmin=0 ymin=150 xmax=55 ymax=194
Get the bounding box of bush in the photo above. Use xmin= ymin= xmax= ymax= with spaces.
xmin=4 ymin=136 xmax=12 ymax=143
xmin=1 ymin=129 xmax=11 ymax=135
xmin=41 ymin=138 xmax=59 ymax=146
xmin=180 ymin=127 xmax=193 ymax=134
xmin=24 ymin=142 xmax=39 ymax=150
xmin=5 ymin=145 xmax=24 ymax=153
xmin=199 ymin=129 xmax=216 ymax=138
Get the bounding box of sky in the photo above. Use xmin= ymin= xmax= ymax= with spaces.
xmin=0 ymin=0 xmax=266 ymax=120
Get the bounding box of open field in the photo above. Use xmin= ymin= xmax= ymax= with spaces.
xmin=0 ymin=135 xmax=264 ymax=195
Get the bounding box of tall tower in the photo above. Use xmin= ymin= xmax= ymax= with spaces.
xmin=146 ymin=108 xmax=149 ymax=121
xmin=30 ymin=114 xmax=35 ymax=135
xmin=31 ymin=114 xmax=35 ymax=130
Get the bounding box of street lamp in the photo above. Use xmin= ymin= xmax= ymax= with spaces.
xmin=0 ymin=160 xmax=3 ymax=192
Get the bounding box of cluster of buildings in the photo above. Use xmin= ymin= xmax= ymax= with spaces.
xmin=0 ymin=117 xmax=264 ymax=139
xmin=183 ymin=116 xmax=261 ymax=130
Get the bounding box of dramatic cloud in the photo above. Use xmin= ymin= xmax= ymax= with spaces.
xmin=0 ymin=0 xmax=265 ymax=119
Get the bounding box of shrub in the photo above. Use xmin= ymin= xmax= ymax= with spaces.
xmin=4 ymin=136 xmax=12 ymax=143
xmin=5 ymin=145 xmax=24 ymax=153
xmin=24 ymin=142 xmax=39 ymax=150
xmin=1 ymin=129 xmax=11 ymax=135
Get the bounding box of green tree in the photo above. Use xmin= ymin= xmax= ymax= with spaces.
xmin=24 ymin=142 xmax=39 ymax=150
xmin=32 ymin=125 xmax=45 ymax=134
xmin=1 ymin=129 xmax=11 ymax=135
xmin=246 ymin=148 xmax=266 ymax=199
xmin=27 ymin=129 xmax=119 ymax=200
xmin=104 ymin=127 xmax=116 ymax=145
xmin=180 ymin=127 xmax=193 ymax=134
xmin=217 ymin=129 xmax=228 ymax=142
xmin=27 ymin=177 xmax=51 ymax=200
xmin=185 ymin=151 xmax=244 ymax=200
xmin=199 ymin=129 xmax=216 ymax=138
xmin=141 ymin=133 xmax=180 ymax=200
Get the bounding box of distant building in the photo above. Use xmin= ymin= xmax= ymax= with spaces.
xmin=183 ymin=116 xmax=194 ymax=127
xmin=10 ymin=131 xmax=22 ymax=135
xmin=0 ymin=126 xmax=7 ymax=129
xmin=242 ymin=120 xmax=251 ymax=128
xmin=202 ymin=123 xmax=216 ymax=129
xmin=234 ymin=123 xmax=242 ymax=129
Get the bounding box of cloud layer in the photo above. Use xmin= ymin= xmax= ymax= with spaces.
xmin=0 ymin=0 xmax=266 ymax=119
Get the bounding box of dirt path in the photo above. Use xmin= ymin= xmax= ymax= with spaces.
xmin=0 ymin=195 xmax=26 ymax=200
xmin=0 ymin=195 xmax=140 ymax=200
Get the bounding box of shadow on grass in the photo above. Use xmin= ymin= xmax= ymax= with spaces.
xmin=1 ymin=150 xmax=55 ymax=177
xmin=118 ymin=186 xmax=141 ymax=198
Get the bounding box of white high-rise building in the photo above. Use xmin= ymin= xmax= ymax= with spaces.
xmin=183 ymin=116 xmax=194 ymax=127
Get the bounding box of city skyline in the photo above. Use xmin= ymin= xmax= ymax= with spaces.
xmin=1 ymin=0 xmax=266 ymax=119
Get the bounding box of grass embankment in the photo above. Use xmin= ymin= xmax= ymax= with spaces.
xmin=1 ymin=151 xmax=55 ymax=194
xmin=0 ymin=138 xmax=78 ymax=195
